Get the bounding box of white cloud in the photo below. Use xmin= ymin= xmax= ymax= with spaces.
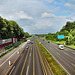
xmin=32 ymin=19 xmax=53 ymax=29
xmin=64 ymin=3 xmax=75 ymax=9
xmin=41 ymin=12 xmax=56 ymax=18
xmin=16 ymin=11 xmax=33 ymax=20
xmin=45 ymin=0 xmax=53 ymax=3
xmin=68 ymin=0 xmax=75 ymax=2
xmin=0 ymin=0 xmax=75 ymax=34
xmin=0 ymin=11 xmax=33 ymax=20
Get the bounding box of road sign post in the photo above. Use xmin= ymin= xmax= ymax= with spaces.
xmin=58 ymin=35 xmax=69 ymax=45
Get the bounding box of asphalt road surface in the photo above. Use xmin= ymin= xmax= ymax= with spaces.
xmin=38 ymin=38 xmax=75 ymax=75
xmin=4 ymin=38 xmax=51 ymax=75
xmin=0 ymin=42 xmax=27 ymax=75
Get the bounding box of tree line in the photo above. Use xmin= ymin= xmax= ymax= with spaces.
xmin=45 ymin=21 xmax=75 ymax=45
xmin=0 ymin=16 xmax=30 ymax=40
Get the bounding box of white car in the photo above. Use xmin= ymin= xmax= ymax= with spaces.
xmin=58 ymin=45 xmax=64 ymax=50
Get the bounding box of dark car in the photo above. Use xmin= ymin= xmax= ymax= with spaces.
xmin=31 ymin=41 xmax=33 ymax=44
xmin=48 ymin=41 xmax=50 ymax=43
xmin=43 ymin=39 xmax=44 ymax=41
xmin=57 ymin=43 xmax=60 ymax=45
xmin=26 ymin=45 xmax=29 ymax=49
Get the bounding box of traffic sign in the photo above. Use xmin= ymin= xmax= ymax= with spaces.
xmin=58 ymin=35 xmax=64 ymax=39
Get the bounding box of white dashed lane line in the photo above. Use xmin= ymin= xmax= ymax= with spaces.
xmin=9 ymin=66 xmax=15 ymax=75
xmin=71 ymin=63 xmax=75 ymax=67
xmin=72 ymin=52 xmax=75 ymax=55
xmin=56 ymin=52 xmax=60 ymax=55
xmin=26 ymin=65 xmax=29 ymax=75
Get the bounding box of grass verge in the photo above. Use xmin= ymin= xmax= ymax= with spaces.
xmin=26 ymin=37 xmax=32 ymax=40
xmin=36 ymin=39 xmax=67 ymax=75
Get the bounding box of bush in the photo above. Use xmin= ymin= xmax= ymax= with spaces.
xmin=4 ymin=39 xmax=26 ymax=49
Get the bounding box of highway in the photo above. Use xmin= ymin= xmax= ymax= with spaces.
xmin=38 ymin=38 xmax=75 ymax=75
xmin=0 ymin=42 xmax=27 ymax=75
xmin=5 ymin=38 xmax=52 ymax=75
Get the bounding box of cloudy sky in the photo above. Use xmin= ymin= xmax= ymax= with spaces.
xmin=0 ymin=0 xmax=75 ymax=34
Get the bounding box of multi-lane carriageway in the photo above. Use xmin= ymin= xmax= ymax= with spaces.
xmin=4 ymin=38 xmax=52 ymax=75
xmin=38 ymin=38 xmax=75 ymax=75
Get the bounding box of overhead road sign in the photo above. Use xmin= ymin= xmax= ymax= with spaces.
xmin=58 ymin=35 xmax=64 ymax=39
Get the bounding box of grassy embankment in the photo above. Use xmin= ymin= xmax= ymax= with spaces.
xmin=26 ymin=37 xmax=32 ymax=40
xmin=36 ymin=39 xmax=67 ymax=75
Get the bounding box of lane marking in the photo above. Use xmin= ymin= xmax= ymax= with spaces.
xmin=21 ymin=54 xmax=23 ymax=57
xmin=63 ymin=52 xmax=69 ymax=56
xmin=0 ymin=43 xmax=26 ymax=67
xmin=63 ymin=52 xmax=75 ymax=59
xmin=71 ymin=63 xmax=75 ymax=67
xmin=26 ymin=65 xmax=29 ymax=75
xmin=72 ymin=52 xmax=75 ymax=54
xmin=5 ymin=49 xmax=24 ymax=75
xmin=38 ymin=39 xmax=71 ymax=75
xmin=41 ymin=43 xmax=71 ymax=75
xmin=33 ymin=44 xmax=35 ymax=75
xmin=30 ymin=53 xmax=31 ymax=56
xmin=36 ymin=41 xmax=47 ymax=75
xmin=20 ymin=45 xmax=30 ymax=75
xmin=0 ymin=49 xmax=19 ymax=67
xmin=9 ymin=66 xmax=15 ymax=75
xmin=56 ymin=52 xmax=60 ymax=55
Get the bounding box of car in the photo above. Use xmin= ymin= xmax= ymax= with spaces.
xmin=27 ymin=40 xmax=31 ymax=44
xmin=57 ymin=43 xmax=60 ymax=45
xmin=58 ymin=45 xmax=64 ymax=50
xmin=48 ymin=41 xmax=50 ymax=43
xmin=43 ymin=39 xmax=44 ymax=41
xmin=31 ymin=41 xmax=33 ymax=44
xmin=26 ymin=45 xmax=29 ymax=49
